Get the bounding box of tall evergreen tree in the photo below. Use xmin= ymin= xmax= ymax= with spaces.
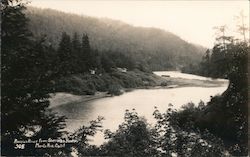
xmin=57 ymin=32 xmax=72 ymax=75
xmin=72 ymin=33 xmax=81 ymax=52
xmin=72 ymin=32 xmax=82 ymax=73
xmin=199 ymin=49 xmax=211 ymax=76
xmin=81 ymin=33 xmax=93 ymax=71
xmin=100 ymin=53 xmax=115 ymax=72
xmin=1 ymin=0 xmax=65 ymax=155
xmin=81 ymin=33 xmax=90 ymax=51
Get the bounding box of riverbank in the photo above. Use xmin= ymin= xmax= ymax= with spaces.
xmin=49 ymin=74 xmax=228 ymax=109
xmin=49 ymin=92 xmax=109 ymax=109
xmin=125 ymin=74 xmax=228 ymax=92
xmin=53 ymin=69 xmax=165 ymax=96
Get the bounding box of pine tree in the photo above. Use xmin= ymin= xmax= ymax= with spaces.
xmin=1 ymin=0 xmax=65 ymax=155
xmin=236 ymin=10 xmax=248 ymax=43
xmin=200 ymin=49 xmax=211 ymax=76
xmin=81 ymin=33 xmax=90 ymax=52
xmin=72 ymin=32 xmax=82 ymax=73
xmin=81 ymin=33 xmax=93 ymax=71
xmin=57 ymin=32 xmax=72 ymax=75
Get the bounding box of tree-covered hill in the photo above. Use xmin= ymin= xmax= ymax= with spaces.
xmin=25 ymin=7 xmax=205 ymax=71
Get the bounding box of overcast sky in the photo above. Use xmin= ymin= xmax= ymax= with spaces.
xmin=30 ymin=0 xmax=249 ymax=48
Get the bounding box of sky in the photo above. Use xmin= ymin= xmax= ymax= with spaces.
xmin=30 ymin=0 xmax=249 ymax=48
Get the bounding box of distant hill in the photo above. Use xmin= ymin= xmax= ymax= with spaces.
xmin=25 ymin=7 xmax=206 ymax=71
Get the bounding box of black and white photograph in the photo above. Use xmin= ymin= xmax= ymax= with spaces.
xmin=1 ymin=0 xmax=249 ymax=156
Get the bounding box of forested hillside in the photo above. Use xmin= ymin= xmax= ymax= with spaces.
xmin=25 ymin=7 xmax=205 ymax=70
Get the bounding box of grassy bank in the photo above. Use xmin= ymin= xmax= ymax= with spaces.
xmin=53 ymin=69 xmax=228 ymax=97
xmin=53 ymin=69 xmax=166 ymax=95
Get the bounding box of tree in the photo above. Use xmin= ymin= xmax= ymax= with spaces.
xmin=72 ymin=32 xmax=82 ymax=73
xmin=154 ymin=105 xmax=226 ymax=157
xmin=81 ymin=33 xmax=90 ymax=52
xmin=197 ymin=42 xmax=248 ymax=155
xmin=235 ymin=10 xmax=249 ymax=43
xmin=1 ymin=0 xmax=65 ymax=155
xmin=199 ymin=49 xmax=211 ymax=76
xmin=100 ymin=52 xmax=115 ymax=72
xmin=57 ymin=32 xmax=72 ymax=75
xmin=71 ymin=116 xmax=104 ymax=156
xmin=175 ymin=31 xmax=249 ymax=155
xmin=98 ymin=109 xmax=225 ymax=157
xmin=102 ymin=109 xmax=161 ymax=157
xmin=72 ymin=32 xmax=81 ymax=53
xmin=81 ymin=33 xmax=93 ymax=71
xmin=213 ymin=25 xmax=229 ymax=50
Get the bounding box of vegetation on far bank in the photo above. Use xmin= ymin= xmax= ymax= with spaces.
xmin=53 ymin=68 xmax=227 ymax=97
xmin=54 ymin=69 xmax=164 ymax=96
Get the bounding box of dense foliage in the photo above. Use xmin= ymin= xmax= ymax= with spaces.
xmin=180 ymin=30 xmax=249 ymax=155
xmin=69 ymin=108 xmax=226 ymax=157
xmin=25 ymin=7 xmax=204 ymax=71
xmin=42 ymin=31 xmax=159 ymax=95
xmin=1 ymin=0 xmax=66 ymax=156
xmin=54 ymin=31 xmax=141 ymax=75
xmin=55 ymin=70 xmax=160 ymax=95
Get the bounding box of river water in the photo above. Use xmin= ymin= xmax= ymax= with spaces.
xmin=53 ymin=71 xmax=228 ymax=145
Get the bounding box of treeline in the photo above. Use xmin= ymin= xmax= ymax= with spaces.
xmin=26 ymin=7 xmax=205 ymax=71
xmin=42 ymin=31 xmax=142 ymax=77
xmin=46 ymin=31 xmax=155 ymax=95
xmin=183 ymin=24 xmax=248 ymax=80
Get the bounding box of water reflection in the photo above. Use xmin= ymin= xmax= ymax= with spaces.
xmin=54 ymin=86 xmax=228 ymax=145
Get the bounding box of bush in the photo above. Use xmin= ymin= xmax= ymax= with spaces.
xmin=97 ymin=109 xmax=226 ymax=156
xmin=160 ymin=81 xmax=168 ymax=86
xmin=101 ymin=110 xmax=161 ymax=156
xmin=69 ymin=108 xmax=226 ymax=156
xmin=54 ymin=70 xmax=160 ymax=95
xmin=107 ymin=84 xmax=122 ymax=96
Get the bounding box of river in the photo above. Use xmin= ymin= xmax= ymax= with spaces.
xmin=52 ymin=71 xmax=228 ymax=145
